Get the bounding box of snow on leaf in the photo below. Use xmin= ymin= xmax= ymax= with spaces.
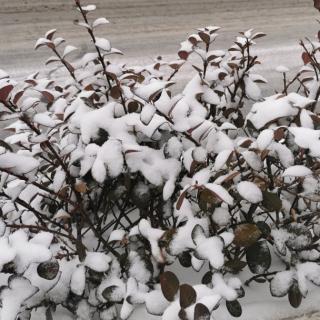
xmin=45 ymin=29 xmax=57 ymax=40
xmin=84 ymin=252 xmax=112 ymax=272
xmin=204 ymin=183 xmax=234 ymax=205
xmin=276 ymin=65 xmax=289 ymax=73
xmin=288 ymin=127 xmax=320 ymax=157
xmin=134 ymin=80 xmax=174 ymax=101
xmin=9 ymin=230 xmax=53 ymax=273
xmin=246 ymin=240 xmax=271 ymax=274
xmin=270 ymin=271 xmax=294 ymax=297
xmin=256 ymin=129 xmax=274 ymax=150
xmin=242 ymin=150 xmax=263 ymax=171
xmin=195 ymin=235 xmax=226 ymax=270
xmin=53 ymin=37 xmax=65 ymax=47
xmin=62 ymin=45 xmax=78 ymax=58
xmin=213 ymin=207 xmax=231 ymax=226
xmin=71 ymin=265 xmax=86 ymax=296
xmin=145 ymin=290 xmax=169 ymax=316
xmin=33 ymin=113 xmax=56 ymax=128
xmin=92 ymin=17 xmax=110 ymax=28
xmin=244 ymin=76 xmax=261 ymax=100
xmin=247 ymin=93 xmax=314 ymax=130
xmin=140 ymin=104 xmax=156 ymax=125
xmin=0 ymin=237 xmax=16 ymax=271
xmin=283 ymin=165 xmax=312 ymax=177
xmin=138 ymin=219 xmax=165 ymax=262
xmin=0 ymin=276 xmax=38 ymax=320
xmin=34 ymin=38 xmax=53 ymax=50
xmin=300 ymin=109 xmax=314 ymax=129
xmin=80 ymin=4 xmax=96 ymax=12
xmin=214 ymin=149 xmax=233 ymax=171
xmin=108 ymin=230 xmax=126 ymax=243
xmin=0 ymin=152 xmax=39 ymax=175
xmin=95 ymin=37 xmax=111 ymax=52
xmin=237 ymin=181 xmax=262 ymax=203
xmin=271 ymin=142 xmax=294 ymax=168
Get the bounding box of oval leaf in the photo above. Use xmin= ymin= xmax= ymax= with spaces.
xmin=194 ymin=303 xmax=210 ymax=320
xmin=288 ymin=281 xmax=302 ymax=308
xmin=179 ymin=284 xmax=197 ymax=309
xmin=160 ymin=271 xmax=179 ymax=302
xmin=226 ymin=300 xmax=242 ymax=318
xmin=262 ymin=191 xmax=282 ymax=212
xmin=246 ymin=240 xmax=271 ymax=274
xmin=37 ymin=260 xmax=59 ymax=280
xmin=233 ymin=224 xmax=262 ymax=247
xmin=178 ymin=251 xmax=192 ymax=268
xmin=0 ymin=84 xmax=14 ymax=102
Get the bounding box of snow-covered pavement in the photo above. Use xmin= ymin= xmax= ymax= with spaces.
xmin=0 ymin=0 xmax=318 ymax=79
xmin=287 ymin=313 xmax=320 ymax=320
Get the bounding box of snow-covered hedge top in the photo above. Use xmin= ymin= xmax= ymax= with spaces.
xmin=1 ymin=2 xmax=320 ymax=319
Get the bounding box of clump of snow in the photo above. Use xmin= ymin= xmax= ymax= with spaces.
xmin=237 ymin=181 xmax=263 ymax=203
xmin=276 ymin=65 xmax=290 ymax=73
xmin=283 ymin=165 xmax=312 ymax=178
xmin=247 ymin=93 xmax=314 ymax=129
xmin=213 ymin=207 xmax=231 ymax=226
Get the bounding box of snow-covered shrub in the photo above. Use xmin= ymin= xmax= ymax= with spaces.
xmin=1 ymin=1 xmax=320 ymax=319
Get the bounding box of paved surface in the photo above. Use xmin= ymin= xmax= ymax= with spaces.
xmin=0 ymin=0 xmax=318 ymax=79
xmin=287 ymin=313 xmax=320 ymax=320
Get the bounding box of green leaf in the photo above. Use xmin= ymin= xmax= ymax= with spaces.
xmin=37 ymin=260 xmax=59 ymax=280
xmin=256 ymin=221 xmax=271 ymax=238
xmin=246 ymin=240 xmax=271 ymax=274
xmin=178 ymin=251 xmax=192 ymax=268
xmin=288 ymin=281 xmax=302 ymax=308
xmin=225 ymin=259 xmax=247 ymax=274
xmin=262 ymin=191 xmax=282 ymax=212
xmin=201 ymin=271 xmax=213 ymax=285
xmin=226 ymin=300 xmax=242 ymax=317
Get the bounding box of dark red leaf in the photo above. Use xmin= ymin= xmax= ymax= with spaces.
xmin=41 ymin=91 xmax=55 ymax=103
xmin=176 ymin=187 xmax=191 ymax=210
xmin=0 ymin=84 xmax=14 ymax=102
xmin=194 ymin=303 xmax=210 ymax=320
xmin=179 ymin=284 xmax=197 ymax=309
xmin=302 ymin=52 xmax=311 ymax=65
xmin=198 ymin=32 xmax=210 ymax=45
xmin=178 ymin=50 xmax=190 ymax=60
xmin=160 ymin=271 xmax=180 ymax=302
xmin=13 ymin=90 xmax=24 ymax=105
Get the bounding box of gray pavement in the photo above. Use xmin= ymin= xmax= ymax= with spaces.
xmin=0 ymin=0 xmax=318 ymax=79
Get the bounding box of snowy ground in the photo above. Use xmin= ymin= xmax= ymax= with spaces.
xmin=0 ymin=0 xmax=318 ymax=80
xmin=290 ymin=314 xmax=320 ymax=320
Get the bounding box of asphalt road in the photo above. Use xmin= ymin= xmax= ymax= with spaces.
xmin=0 ymin=0 xmax=318 ymax=80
